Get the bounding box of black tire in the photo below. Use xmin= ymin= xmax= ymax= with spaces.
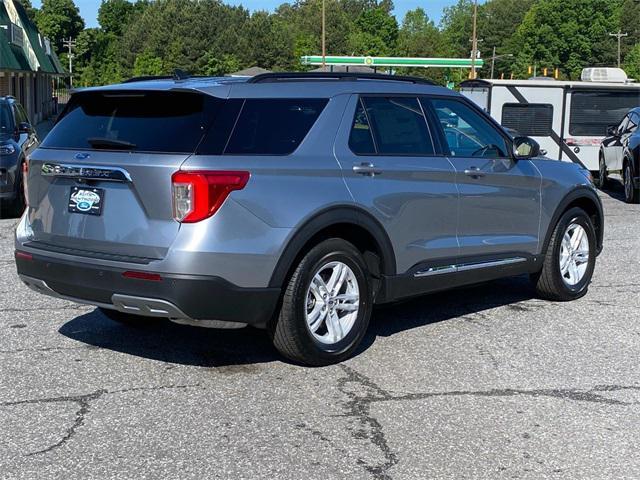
xmin=99 ymin=307 xmax=160 ymax=327
xmin=623 ymin=161 xmax=639 ymax=204
xmin=532 ymin=207 xmax=596 ymax=301
xmin=270 ymin=238 xmax=372 ymax=366
xmin=596 ymin=153 xmax=608 ymax=190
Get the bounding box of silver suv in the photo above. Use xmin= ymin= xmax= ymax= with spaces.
xmin=15 ymin=72 xmax=604 ymax=366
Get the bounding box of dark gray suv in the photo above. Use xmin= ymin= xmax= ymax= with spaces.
xmin=1 ymin=96 xmax=38 ymax=216
xmin=14 ymin=73 xmax=604 ymax=365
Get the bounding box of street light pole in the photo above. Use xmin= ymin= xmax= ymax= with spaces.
xmin=609 ymin=31 xmax=628 ymax=68
xmin=489 ymin=46 xmax=513 ymax=79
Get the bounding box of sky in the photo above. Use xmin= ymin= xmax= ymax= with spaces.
xmin=32 ymin=0 xmax=464 ymax=30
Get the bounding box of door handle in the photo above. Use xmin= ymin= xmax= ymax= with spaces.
xmin=353 ymin=162 xmax=382 ymax=176
xmin=464 ymin=167 xmax=486 ymax=178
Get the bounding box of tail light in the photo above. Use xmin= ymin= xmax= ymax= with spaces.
xmin=171 ymin=170 xmax=250 ymax=223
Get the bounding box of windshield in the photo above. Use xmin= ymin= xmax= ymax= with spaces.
xmin=0 ymin=103 xmax=14 ymax=136
xmin=42 ymin=91 xmax=222 ymax=153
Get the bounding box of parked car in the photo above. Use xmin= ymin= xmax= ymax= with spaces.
xmin=598 ymin=107 xmax=640 ymax=203
xmin=1 ymin=96 xmax=39 ymax=216
xmin=14 ymin=72 xmax=604 ymax=366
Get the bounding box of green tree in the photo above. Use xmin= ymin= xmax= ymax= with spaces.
xmin=479 ymin=0 xmax=536 ymax=77
xmin=36 ymin=0 xmax=85 ymax=54
xmin=353 ymin=7 xmax=398 ymax=53
xmin=397 ymin=8 xmax=442 ymax=57
xmin=440 ymin=0 xmax=474 ymax=58
xmin=133 ymin=50 xmax=164 ymax=76
xmin=98 ymin=0 xmax=135 ymax=36
xmin=623 ymin=43 xmax=640 ymax=80
xmin=510 ymin=0 xmax=619 ymax=79
xmin=620 ymin=0 xmax=640 ymax=61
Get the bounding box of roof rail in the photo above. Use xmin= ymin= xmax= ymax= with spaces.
xmin=247 ymin=72 xmax=436 ymax=86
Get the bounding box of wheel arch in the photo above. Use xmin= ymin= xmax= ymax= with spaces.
xmin=268 ymin=206 xmax=396 ymax=289
xmin=542 ymin=187 xmax=604 ymax=256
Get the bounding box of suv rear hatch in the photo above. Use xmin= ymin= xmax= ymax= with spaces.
xmin=25 ymin=89 xmax=221 ymax=262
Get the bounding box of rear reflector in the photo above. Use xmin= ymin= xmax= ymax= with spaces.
xmin=171 ymin=170 xmax=250 ymax=223
xmin=15 ymin=251 xmax=33 ymax=261
xmin=122 ymin=271 xmax=162 ymax=282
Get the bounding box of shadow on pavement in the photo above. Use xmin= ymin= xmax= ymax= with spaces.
xmin=59 ymin=275 xmax=536 ymax=367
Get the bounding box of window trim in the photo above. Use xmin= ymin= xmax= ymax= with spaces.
xmin=347 ymin=94 xmax=439 ymax=158
xmin=501 ymin=102 xmax=554 ymax=137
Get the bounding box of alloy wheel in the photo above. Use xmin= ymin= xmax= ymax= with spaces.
xmin=559 ymin=222 xmax=590 ymax=286
xmin=305 ymin=261 xmax=360 ymax=345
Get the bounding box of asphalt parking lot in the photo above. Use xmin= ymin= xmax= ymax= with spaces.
xmin=1 ymin=182 xmax=638 ymax=480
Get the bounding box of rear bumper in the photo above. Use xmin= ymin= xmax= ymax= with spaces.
xmin=15 ymin=251 xmax=281 ymax=328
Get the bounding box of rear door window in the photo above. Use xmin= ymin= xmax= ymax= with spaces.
xmin=224 ymin=99 xmax=328 ymax=155
xmin=42 ymin=91 xmax=221 ymax=153
xmin=359 ymin=96 xmax=434 ymax=155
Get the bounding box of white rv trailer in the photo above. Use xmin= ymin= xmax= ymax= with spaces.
xmin=459 ymin=68 xmax=640 ymax=172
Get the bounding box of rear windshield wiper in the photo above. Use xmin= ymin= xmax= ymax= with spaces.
xmin=87 ymin=137 xmax=137 ymax=150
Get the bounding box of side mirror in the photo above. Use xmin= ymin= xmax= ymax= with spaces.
xmin=606 ymin=125 xmax=617 ymax=137
xmin=17 ymin=122 xmax=32 ymax=134
xmin=513 ymin=136 xmax=541 ymax=160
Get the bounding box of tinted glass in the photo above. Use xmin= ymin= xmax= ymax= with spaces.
xmin=627 ymin=112 xmax=640 ymax=134
xmin=0 ymin=103 xmax=13 ymax=134
xmin=197 ymin=99 xmax=244 ymax=155
xmin=501 ymin=103 xmax=553 ymax=136
xmin=570 ymin=91 xmax=640 ymax=136
xmin=428 ymin=98 xmax=509 ymax=158
xmin=349 ymin=99 xmax=376 ymax=154
xmin=362 ymin=96 xmax=434 ymax=155
xmin=224 ymin=99 xmax=327 ymax=155
xmin=42 ymin=91 xmax=220 ymax=153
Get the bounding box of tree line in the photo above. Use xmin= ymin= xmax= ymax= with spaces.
xmin=18 ymin=0 xmax=640 ymax=87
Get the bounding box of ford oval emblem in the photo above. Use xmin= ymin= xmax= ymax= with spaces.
xmin=75 ymin=152 xmax=91 ymax=160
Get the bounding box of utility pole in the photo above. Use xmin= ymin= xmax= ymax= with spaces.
xmin=321 ymin=0 xmax=326 ymax=68
xmin=469 ymin=0 xmax=481 ymax=79
xmin=62 ymin=37 xmax=76 ymax=88
xmin=489 ymin=46 xmax=513 ymax=79
xmin=609 ymin=31 xmax=628 ymax=68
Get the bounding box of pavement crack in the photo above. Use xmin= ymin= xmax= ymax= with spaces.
xmin=2 ymin=389 xmax=107 ymax=456
xmin=337 ymin=364 xmax=398 ymax=480
xmin=334 ymin=364 xmax=639 ymax=480
xmin=1 ymin=383 xmax=201 ymax=456
xmin=387 ymin=386 xmax=638 ymax=406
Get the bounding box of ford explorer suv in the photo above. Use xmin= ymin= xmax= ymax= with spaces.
xmin=1 ymin=96 xmax=38 ymax=216
xmin=14 ymin=72 xmax=604 ymax=366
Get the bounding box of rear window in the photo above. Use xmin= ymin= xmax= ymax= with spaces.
xmin=502 ymin=103 xmax=553 ymax=136
xmin=224 ymin=99 xmax=327 ymax=155
xmin=569 ymin=90 xmax=640 ymax=136
xmin=42 ymin=91 xmax=221 ymax=153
